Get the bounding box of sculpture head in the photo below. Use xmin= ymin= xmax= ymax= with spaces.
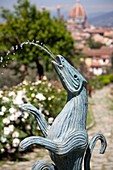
xmin=52 ymin=55 xmax=87 ymax=95
xmin=35 ymin=42 xmax=87 ymax=95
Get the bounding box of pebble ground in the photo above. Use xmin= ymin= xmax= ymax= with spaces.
xmin=88 ymin=84 xmax=113 ymax=170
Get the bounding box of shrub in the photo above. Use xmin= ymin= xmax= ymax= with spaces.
xmin=0 ymin=79 xmax=66 ymax=156
xmin=110 ymin=74 xmax=113 ymax=82
xmin=87 ymin=76 xmax=103 ymax=89
xmin=97 ymin=75 xmax=111 ymax=86
xmin=87 ymin=74 xmax=113 ymax=90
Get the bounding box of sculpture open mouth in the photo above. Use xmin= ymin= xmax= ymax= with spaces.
xmin=52 ymin=60 xmax=63 ymax=68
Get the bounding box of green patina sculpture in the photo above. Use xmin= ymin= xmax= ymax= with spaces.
xmin=20 ymin=43 xmax=107 ymax=170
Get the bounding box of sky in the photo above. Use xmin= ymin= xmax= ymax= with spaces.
xmin=0 ymin=0 xmax=113 ymax=17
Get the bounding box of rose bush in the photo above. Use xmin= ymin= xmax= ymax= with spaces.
xmin=0 ymin=79 xmax=66 ymax=155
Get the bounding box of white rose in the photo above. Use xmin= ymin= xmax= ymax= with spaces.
xmin=3 ymin=117 xmax=10 ymax=125
xmin=12 ymin=131 xmax=19 ymax=138
xmin=48 ymin=83 xmax=52 ymax=87
xmin=0 ymin=91 xmax=3 ymax=98
xmin=22 ymin=118 xmax=25 ymax=122
xmin=4 ymin=127 xmax=10 ymax=136
xmin=8 ymin=91 xmax=16 ymax=97
xmin=48 ymin=96 xmax=54 ymax=101
xmin=1 ymin=148 xmax=5 ymax=153
xmin=36 ymin=93 xmax=46 ymax=101
xmin=15 ymin=111 xmax=22 ymax=117
xmin=9 ymin=107 xmax=16 ymax=114
xmin=26 ymin=125 xmax=31 ymax=130
xmin=22 ymin=80 xmax=28 ymax=85
xmin=10 ymin=114 xmax=15 ymax=121
xmin=2 ymin=97 xmax=9 ymax=103
xmin=43 ymin=76 xmax=47 ymax=80
xmin=35 ymin=80 xmax=41 ymax=85
xmin=31 ymin=93 xmax=35 ymax=98
xmin=13 ymin=90 xmax=24 ymax=105
xmin=13 ymin=138 xmax=20 ymax=147
xmin=1 ymin=136 xmax=7 ymax=143
xmin=5 ymin=143 xmax=10 ymax=150
xmin=44 ymin=110 xmax=49 ymax=116
xmin=1 ymin=106 xmax=6 ymax=112
xmin=24 ymin=112 xmax=29 ymax=119
xmin=0 ymin=111 xmax=4 ymax=116
xmin=48 ymin=117 xmax=54 ymax=124
xmin=8 ymin=124 xmax=14 ymax=132
xmin=30 ymin=87 xmax=34 ymax=91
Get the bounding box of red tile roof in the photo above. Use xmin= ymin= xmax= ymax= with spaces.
xmin=82 ymin=46 xmax=113 ymax=58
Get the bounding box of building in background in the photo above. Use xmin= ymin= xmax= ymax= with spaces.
xmin=67 ymin=0 xmax=88 ymax=31
xmin=66 ymin=0 xmax=113 ymax=75
xmin=82 ymin=46 xmax=113 ymax=75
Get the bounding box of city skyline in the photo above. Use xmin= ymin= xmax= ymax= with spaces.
xmin=0 ymin=0 xmax=113 ymax=17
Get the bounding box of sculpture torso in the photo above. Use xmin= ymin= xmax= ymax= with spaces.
xmin=48 ymin=87 xmax=88 ymax=170
xmin=48 ymin=86 xmax=88 ymax=140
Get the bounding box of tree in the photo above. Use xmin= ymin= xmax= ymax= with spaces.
xmin=86 ymin=37 xmax=104 ymax=49
xmin=0 ymin=0 xmax=75 ymax=79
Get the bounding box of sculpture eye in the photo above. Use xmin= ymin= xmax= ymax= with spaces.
xmin=74 ymin=75 xmax=77 ymax=78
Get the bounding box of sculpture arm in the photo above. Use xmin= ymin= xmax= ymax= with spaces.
xmin=22 ymin=104 xmax=48 ymax=137
xmin=20 ymin=136 xmax=57 ymax=153
xmin=20 ymin=131 xmax=88 ymax=156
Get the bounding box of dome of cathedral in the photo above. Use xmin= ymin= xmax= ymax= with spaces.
xmin=69 ymin=0 xmax=87 ymax=20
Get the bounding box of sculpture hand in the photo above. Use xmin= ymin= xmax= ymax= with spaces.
xmin=21 ymin=104 xmax=48 ymax=137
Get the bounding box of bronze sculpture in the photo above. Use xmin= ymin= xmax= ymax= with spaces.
xmin=20 ymin=43 xmax=107 ymax=170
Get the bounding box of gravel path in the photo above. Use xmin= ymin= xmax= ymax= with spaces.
xmin=0 ymin=85 xmax=113 ymax=170
xmin=0 ymin=149 xmax=51 ymax=170
xmin=88 ymin=84 xmax=113 ymax=170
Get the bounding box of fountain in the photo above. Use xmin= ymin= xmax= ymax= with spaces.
xmin=5 ymin=42 xmax=106 ymax=170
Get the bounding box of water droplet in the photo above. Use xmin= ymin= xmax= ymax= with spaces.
xmin=16 ymin=45 xmax=18 ymax=50
xmin=0 ymin=57 xmax=3 ymax=62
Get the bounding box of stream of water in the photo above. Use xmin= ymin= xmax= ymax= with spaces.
xmin=0 ymin=40 xmax=57 ymax=75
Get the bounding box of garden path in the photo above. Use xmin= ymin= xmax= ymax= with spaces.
xmin=0 ymin=84 xmax=113 ymax=170
xmin=88 ymin=84 xmax=113 ymax=170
